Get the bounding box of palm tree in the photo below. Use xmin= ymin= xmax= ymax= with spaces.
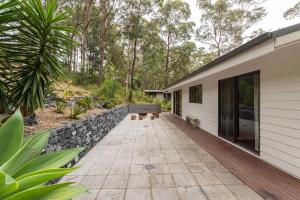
xmin=0 ymin=0 xmax=18 ymax=113
xmin=0 ymin=0 xmax=73 ymax=115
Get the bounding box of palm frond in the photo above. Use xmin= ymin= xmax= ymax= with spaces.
xmin=0 ymin=0 xmax=74 ymax=115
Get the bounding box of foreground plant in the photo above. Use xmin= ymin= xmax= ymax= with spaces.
xmin=0 ymin=109 xmax=86 ymax=199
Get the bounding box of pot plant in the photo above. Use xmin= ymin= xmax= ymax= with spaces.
xmin=0 ymin=109 xmax=87 ymax=199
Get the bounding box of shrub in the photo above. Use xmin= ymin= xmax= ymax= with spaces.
xmin=63 ymin=90 xmax=74 ymax=99
xmin=102 ymin=99 xmax=116 ymax=109
xmin=0 ymin=109 xmax=86 ymax=199
xmin=70 ymin=73 xmax=99 ymax=87
xmin=55 ymin=100 xmax=67 ymax=113
xmin=69 ymin=104 xmax=86 ymax=119
xmin=161 ymin=100 xmax=171 ymax=111
xmin=130 ymin=90 xmax=155 ymax=104
xmin=89 ymin=80 xmax=124 ymax=104
xmin=77 ymin=97 xmax=93 ymax=110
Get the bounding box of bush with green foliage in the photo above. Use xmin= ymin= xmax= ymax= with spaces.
xmin=69 ymin=104 xmax=86 ymax=119
xmin=102 ymin=99 xmax=116 ymax=109
xmin=0 ymin=109 xmax=86 ymax=199
xmin=161 ymin=100 xmax=171 ymax=111
xmin=0 ymin=0 xmax=73 ymax=115
xmin=55 ymin=100 xmax=67 ymax=114
xmin=77 ymin=97 xmax=93 ymax=110
xmin=130 ymin=90 xmax=155 ymax=104
xmin=70 ymin=73 xmax=100 ymax=87
xmin=89 ymin=80 xmax=124 ymax=105
xmin=63 ymin=90 xmax=74 ymax=99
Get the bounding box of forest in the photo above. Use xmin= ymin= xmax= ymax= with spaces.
xmin=60 ymin=0 xmax=267 ymax=96
xmin=0 ymin=0 xmax=299 ymax=115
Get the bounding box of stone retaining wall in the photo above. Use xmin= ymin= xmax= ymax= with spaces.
xmin=45 ymin=105 xmax=129 ymax=166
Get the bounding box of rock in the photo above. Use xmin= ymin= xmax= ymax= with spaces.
xmin=95 ymin=103 xmax=104 ymax=109
xmin=24 ymin=114 xmax=38 ymax=126
xmin=45 ymin=105 xmax=129 ymax=170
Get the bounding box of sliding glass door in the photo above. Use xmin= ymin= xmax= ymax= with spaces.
xmin=219 ymin=78 xmax=236 ymax=142
xmin=237 ymin=73 xmax=260 ymax=152
xmin=219 ymin=71 xmax=260 ymax=153
xmin=173 ymin=90 xmax=182 ymax=117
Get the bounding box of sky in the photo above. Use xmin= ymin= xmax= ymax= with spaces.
xmin=185 ymin=0 xmax=300 ymax=33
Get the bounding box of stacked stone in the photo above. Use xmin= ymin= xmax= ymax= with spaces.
xmin=45 ymin=105 xmax=129 ymax=168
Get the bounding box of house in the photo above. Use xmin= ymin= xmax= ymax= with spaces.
xmin=165 ymin=23 xmax=300 ymax=179
xmin=144 ymin=89 xmax=171 ymax=101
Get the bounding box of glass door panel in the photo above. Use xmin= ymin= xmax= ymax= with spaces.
xmin=173 ymin=90 xmax=182 ymax=117
xmin=219 ymin=78 xmax=236 ymax=142
xmin=219 ymin=71 xmax=260 ymax=153
xmin=237 ymin=73 xmax=260 ymax=152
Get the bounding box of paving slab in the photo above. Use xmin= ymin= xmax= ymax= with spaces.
xmin=63 ymin=115 xmax=263 ymax=200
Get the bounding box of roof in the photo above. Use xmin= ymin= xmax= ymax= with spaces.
xmin=166 ymin=23 xmax=300 ymax=89
xmin=144 ymin=90 xmax=165 ymax=93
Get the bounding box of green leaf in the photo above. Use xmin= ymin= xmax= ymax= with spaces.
xmin=13 ymin=148 xmax=84 ymax=178
xmin=0 ymin=109 xmax=23 ymax=165
xmin=5 ymin=183 xmax=87 ymax=200
xmin=0 ymin=171 xmax=18 ymax=198
xmin=0 ymin=131 xmax=50 ymax=176
xmin=10 ymin=168 xmax=77 ymax=195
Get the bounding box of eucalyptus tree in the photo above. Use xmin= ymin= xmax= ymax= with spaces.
xmin=284 ymin=1 xmax=300 ymax=20
xmin=57 ymin=0 xmax=85 ymax=72
xmin=121 ymin=0 xmax=154 ymax=100
xmin=156 ymin=0 xmax=195 ymax=88
xmin=98 ymin=0 xmax=119 ymax=79
xmin=138 ymin=20 xmax=165 ymax=90
xmin=196 ymin=0 xmax=266 ymax=58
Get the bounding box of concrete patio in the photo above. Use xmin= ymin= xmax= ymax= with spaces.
xmin=62 ymin=114 xmax=263 ymax=200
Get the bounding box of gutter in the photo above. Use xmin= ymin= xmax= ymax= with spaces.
xmin=165 ymin=23 xmax=300 ymax=91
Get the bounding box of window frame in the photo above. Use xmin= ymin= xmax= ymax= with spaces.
xmin=189 ymin=84 xmax=203 ymax=104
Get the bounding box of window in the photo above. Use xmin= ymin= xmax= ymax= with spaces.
xmin=189 ymin=84 xmax=202 ymax=104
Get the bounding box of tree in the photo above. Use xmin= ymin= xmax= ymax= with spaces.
xmin=98 ymin=0 xmax=122 ymax=79
xmin=121 ymin=0 xmax=153 ymax=100
xmin=0 ymin=0 xmax=17 ymax=113
xmin=156 ymin=0 xmax=195 ymax=87
xmin=196 ymin=0 xmax=266 ymax=57
xmin=284 ymin=2 xmax=300 ymax=20
xmin=0 ymin=0 xmax=73 ymax=115
xmin=138 ymin=20 xmax=165 ymax=90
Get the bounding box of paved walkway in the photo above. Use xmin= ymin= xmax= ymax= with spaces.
xmin=62 ymin=114 xmax=263 ymax=200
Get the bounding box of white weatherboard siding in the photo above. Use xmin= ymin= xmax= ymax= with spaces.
xmin=181 ymin=78 xmax=218 ymax=136
xmin=170 ymin=40 xmax=300 ymax=178
xmin=260 ymin=47 xmax=300 ymax=178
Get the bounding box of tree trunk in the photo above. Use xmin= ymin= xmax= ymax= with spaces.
xmin=129 ymin=37 xmax=138 ymax=101
xmin=164 ymin=32 xmax=171 ymax=88
xmin=99 ymin=0 xmax=108 ymax=80
xmin=81 ymin=37 xmax=85 ymax=72
xmin=99 ymin=39 xmax=106 ymax=78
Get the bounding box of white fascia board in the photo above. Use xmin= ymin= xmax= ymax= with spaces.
xmin=275 ymin=30 xmax=300 ymax=49
xmin=167 ymin=40 xmax=275 ymax=91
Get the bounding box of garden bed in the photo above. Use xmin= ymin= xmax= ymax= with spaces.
xmin=24 ymin=104 xmax=126 ymax=134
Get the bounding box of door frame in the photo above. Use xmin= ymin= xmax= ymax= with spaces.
xmin=218 ymin=70 xmax=260 ymax=153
